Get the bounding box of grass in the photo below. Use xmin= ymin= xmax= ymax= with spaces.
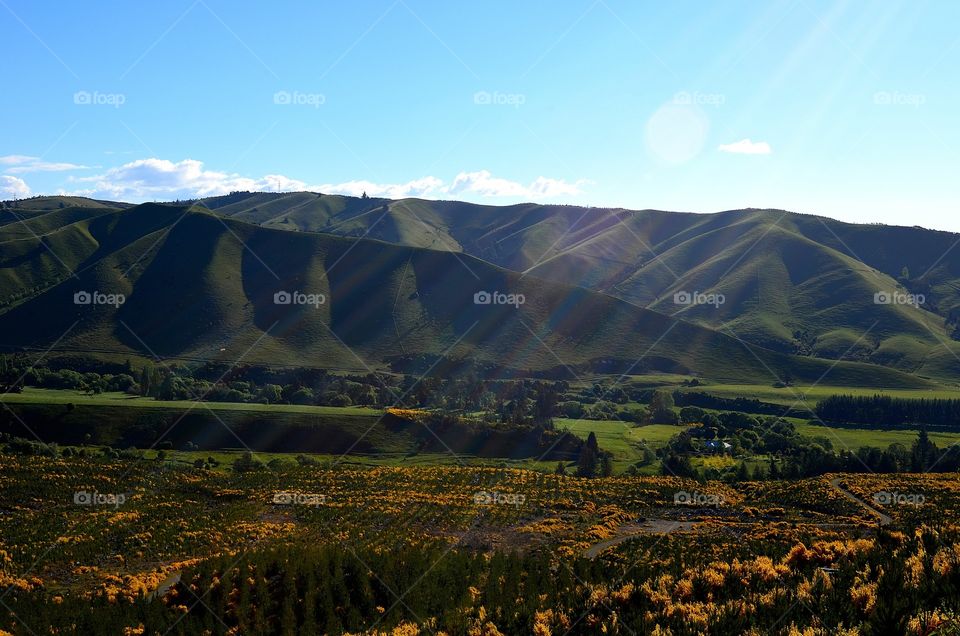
xmin=796 ymin=421 xmax=960 ymax=451
xmin=691 ymin=455 xmax=737 ymax=470
xmin=11 ymin=385 xmax=960 ymax=468
xmin=0 ymin=395 xmax=586 ymax=464
xmin=0 ymin=399 xmax=406 ymax=456
xmin=554 ymin=418 xmax=682 ymax=474
xmin=675 ymin=382 xmax=959 ymax=408
xmin=0 ymin=388 xmax=381 ymax=416
xmin=141 ymin=448 xmax=568 ymax=473
xmin=576 ymin=373 xmax=696 ymax=389
xmin=2 ymin=203 xmax=946 ymax=387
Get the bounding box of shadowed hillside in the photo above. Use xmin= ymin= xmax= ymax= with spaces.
xmin=0 ymin=199 xmax=939 ymax=387
xmin=136 ymin=192 xmax=960 ymax=379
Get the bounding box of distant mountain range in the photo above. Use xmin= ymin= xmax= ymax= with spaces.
xmin=1 ymin=192 xmax=957 ymax=387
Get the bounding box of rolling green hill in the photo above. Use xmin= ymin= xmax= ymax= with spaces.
xmin=0 ymin=198 xmax=937 ymax=387
xmin=156 ymin=193 xmax=960 ymax=380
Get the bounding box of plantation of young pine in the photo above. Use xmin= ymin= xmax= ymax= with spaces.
xmin=2 ymin=455 xmax=960 ymax=635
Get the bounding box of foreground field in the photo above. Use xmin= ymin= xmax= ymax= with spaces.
xmin=2 ymin=456 xmax=960 ymax=634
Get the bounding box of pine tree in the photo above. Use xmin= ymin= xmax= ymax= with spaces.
xmin=149 ymin=368 xmax=163 ymax=398
xmin=586 ymin=431 xmax=599 ymax=453
xmin=576 ymin=432 xmax=599 ymax=477
xmin=598 ymin=453 xmax=614 ymax=477
xmin=158 ymin=373 xmax=177 ymax=400
xmin=278 ymin=567 xmax=297 ymax=636
xmin=301 ymin=574 xmax=319 ymax=636
xmin=252 ymin=567 xmax=271 ymax=634
xmin=911 ymin=423 xmax=937 ymax=472
xmin=139 ymin=366 xmax=151 ymax=397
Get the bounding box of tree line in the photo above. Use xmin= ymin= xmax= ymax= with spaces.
xmin=816 ymin=394 xmax=960 ymax=428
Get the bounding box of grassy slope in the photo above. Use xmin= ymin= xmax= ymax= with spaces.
xmin=0 ymin=202 xmax=935 ymax=388
xmin=190 ymin=195 xmax=960 ymax=382
xmin=532 ymin=213 xmax=953 ymax=371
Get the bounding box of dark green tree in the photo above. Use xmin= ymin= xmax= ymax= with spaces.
xmin=139 ymin=366 xmax=152 ymax=397
xmin=158 ymin=373 xmax=177 ymax=400
xmin=736 ymin=461 xmax=751 ymax=481
xmin=648 ymin=390 xmax=677 ymax=423
xmin=598 ymin=453 xmax=614 ymax=477
xmin=911 ymin=423 xmax=937 ymax=472
xmin=576 ymin=432 xmax=599 ymax=477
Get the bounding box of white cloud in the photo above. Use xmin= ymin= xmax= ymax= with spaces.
xmin=8 ymin=161 xmax=90 ymax=174
xmin=0 ymin=176 xmax=31 ymax=198
xmin=63 ymin=158 xmax=587 ymax=203
xmin=316 ymin=176 xmax=445 ymax=199
xmin=718 ymin=139 xmax=772 ymax=155
xmin=0 ymin=155 xmax=37 ymax=165
xmin=447 ymin=170 xmax=587 ymax=199
xmin=70 ymin=158 xmax=307 ymax=200
xmin=527 ymin=176 xmax=589 ymax=198
xmin=0 ymin=155 xmax=89 ymax=173
xmin=448 ymin=170 xmax=527 ymax=197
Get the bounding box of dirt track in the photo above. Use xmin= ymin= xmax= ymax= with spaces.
xmin=582 ymin=477 xmax=893 ymax=559
xmin=583 ymin=518 xmax=697 ymax=558
xmin=828 ymin=477 xmax=893 ymax=526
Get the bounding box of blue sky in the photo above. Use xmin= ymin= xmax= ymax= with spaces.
xmin=2 ymin=0 xmax=958 ymax=230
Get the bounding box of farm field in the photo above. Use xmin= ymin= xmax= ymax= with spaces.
xmin=11 ymin=388 xmax=960 ymax=467
xmin=796 ymin=421 xmax=960 ymax=451
xmin=676 ymin=382 xmax=960 ymax=408
xmin=142 ymin=448 xmax=571 ymax=473
xmin=0 ymin=388 xmax=382 ymax=416
xmin=557 ymin=409 xmax=960 ymax=465
xmin=555 ymin=419 xmax=680 ymax=452
xmin=2 ymin=455 xmax=960 ymax=634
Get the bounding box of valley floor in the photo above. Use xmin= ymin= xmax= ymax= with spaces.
xmin=8 ymin=385 xmax=960 ymax=474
